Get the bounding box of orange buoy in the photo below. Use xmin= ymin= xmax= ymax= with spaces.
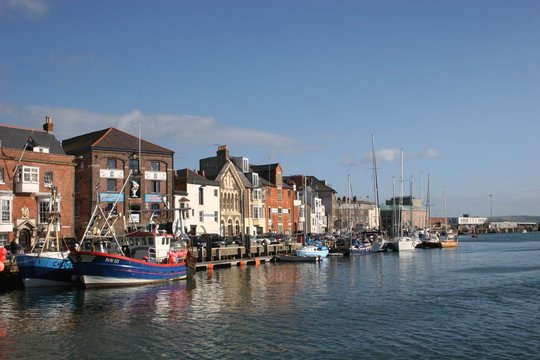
xmin=207 ymin=263 xmax=214 ymax=270
xmin=254 ymin=258 xmax=261 ymax=266
xmin=0 ymin=262 xmax=5 ymax=272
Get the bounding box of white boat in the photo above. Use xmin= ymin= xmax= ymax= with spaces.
xmin=392 ymin=149 xmax=416 ymax=251
xmin=396 ymin=236 xmax=417 ymax=251
xmin=296 ymin=245 xmax=329 ymax=258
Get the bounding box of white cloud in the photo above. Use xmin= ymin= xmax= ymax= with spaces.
xmin=0 ymin=0 xmax=47 ymax=18
xmin=362 ymin=147 xmax=439 ymax=163
xmin=0 ymin=102 xmax=298 ymax=152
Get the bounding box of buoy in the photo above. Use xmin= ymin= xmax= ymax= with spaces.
xmin=168 ymin=255 xmax=176 ymax=264
xmin=0 ymin=262 xmax=5 ymax=272
xmin=239 ymin=260 xmax=247 ymax=267
xmin=254 ymin=258 xmax=260 ymax=266
xmin=207 ymin=263 xmax=214 ymax=270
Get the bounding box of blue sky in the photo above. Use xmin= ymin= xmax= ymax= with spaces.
xmin=1 ymin=0 xmax=539 ymax=217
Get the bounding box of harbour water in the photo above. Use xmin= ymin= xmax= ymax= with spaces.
xmin=1 ymin=232 xmax=540 ymax=359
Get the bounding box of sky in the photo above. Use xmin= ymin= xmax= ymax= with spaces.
xmin=1 ymin=0 xmax=539 ymax=218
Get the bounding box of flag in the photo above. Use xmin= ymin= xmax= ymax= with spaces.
xmin=25 ymin=136 xmax=38 ymax=149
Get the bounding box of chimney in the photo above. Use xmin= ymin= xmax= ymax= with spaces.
xmin=217 ymin=144 xmax=229 ymax=160
xmin=43 ymin=115 xmax=54 ymax=133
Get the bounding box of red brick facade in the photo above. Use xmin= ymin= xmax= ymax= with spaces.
xmin=0 ymin=139 xmax=75 ymax=250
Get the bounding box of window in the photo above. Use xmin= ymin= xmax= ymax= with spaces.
xmin=44 ymin=172 xmax=53 ymax=187
xmin=253 ymin=206 xmax=263 ymax=219
xmin=199 ymin=211 xmax=204 ymax=222
xmin=129 ymin=205 xmax=141 ymax=223
xmin=21 ymin=166 xmax=39 ymax=183
xmin=0 ymin=168 xmax=4 ymax=183
xmin=252 ymin=173 xmax=259 ymax=187
xmin=1 ymin=199 xmax=11 ymax=223
xmin=151 ymin=161 xmax=160 ymax=171
xmin=214 ymin=211 xmax=218 ymax=222
xmin=199 ymin=187 xmax=204 ymax=205
xmin=278 ymin=189 xmax=282 ymax=202
xmin=214 ymin=189 xmax=218 ymax=197
xmin=107 ymin=158 xmax=117 ymax=169
xmin=38 ymin=198 xmax=58 ymax=224
xmin=129 ymin=158 xmax=139 ymax=174
xmin=253 ymin=189 xmax=262 ymax=200
xmin=242 ymin=158 xmax=249 ymax=173
xmin=106 ymin=203 xmax=117 ymax=215
xmin=151 ymin=203 xmax=160 ymax=211
xmin=0 ymin=233 xmax=7 ymax=247
xmin=107 ymin=179 xmax=117 ymax=192
xmin=151 ymin=180 xmax=160 ymax=193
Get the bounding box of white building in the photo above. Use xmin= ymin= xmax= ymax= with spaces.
xmin=174 ymin=169 xmax=221 ymax=235
xmin=449 ymin=216 xmax=488 ymax=226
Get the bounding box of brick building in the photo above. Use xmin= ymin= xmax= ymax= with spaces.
xmin=0 ymin=117 xmax=75 ymax=250
xmin=62 ymin=128 xmax=174 ymax=238
xmin=251 ymin=163 xmax=297 ymax=235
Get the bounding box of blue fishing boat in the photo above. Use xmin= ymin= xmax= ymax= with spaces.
xmin=16 ymin=186 xmax=77 ymax=287
xmin=68 ymin=173 xmax=193 ymax=288
xmin=68 ymin=246 xmax=187 ymax=288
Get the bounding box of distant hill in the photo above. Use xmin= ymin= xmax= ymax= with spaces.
xmin=491 ymin=216 xmax=540 ymax=223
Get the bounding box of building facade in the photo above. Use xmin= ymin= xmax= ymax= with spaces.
xmin=174 ymin=168 xmax=221 ymax=235
xmin=335 ymin=196 xmax=378 ymax=234
xmin=199 ymin=145 xmax=249 ymax=237
xmin=0 ymin=117 xmax=75 ymax=250
xmin=380 ymin=196 xmax=427 ymax=236
xmin=252 ymin=163 xmax=297 ymax=235
xmin=62 ymin=127 xmax=174 ymax=238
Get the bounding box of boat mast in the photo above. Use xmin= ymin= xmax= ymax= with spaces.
xmin=348 ymin=174 xmax=352 ymax=246
xmin=426 ymin=174 xmax=431 ymax=231
xmin=443 ymin=185 xmax=448 ymax=232
xmin=371 ymin=134 xmax=380 ymax=231
xmin=399 ymin=148 xmax=404 ymax=238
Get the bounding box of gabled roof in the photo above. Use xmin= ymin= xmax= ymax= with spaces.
xmin=62 ymin=127 xmax=173 ymax=155
xmin=176 ymin=168 xmax=220 ymax=187
xmin=0 ymin=124 xmax=66 ymax=154
xmin=307 ymin=175 xmax=336 ymax=193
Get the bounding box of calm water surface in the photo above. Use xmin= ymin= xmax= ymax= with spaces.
xmin=1 ymin=232 xmax=540 ymax=359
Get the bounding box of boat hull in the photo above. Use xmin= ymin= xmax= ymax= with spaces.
xmin=296 ymin=247 xmax=329 ymax=258
xmin=395 ymin=237 xmax=417 ymax=251
xmin=16 ymin=252 xmax=75 ymax=288
xmin=68 ymin=251 xmax=187 ymax=288
xmin=347 ymin=245 xmax=372 ymax=255
xmin=274 ymin=254 xmax=320 ymax=262
xmin=440 ymin=240 xmax=458 ymax=248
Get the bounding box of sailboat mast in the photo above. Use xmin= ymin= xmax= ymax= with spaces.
xmin=426 ymin=174 xmax=431 ymax=230
xmin=443 ymin=185 xmax=448 ymax=232
xmin=371 ymin=134 xmax=380 ymax=230
xmin=399 ymin=148 xmax=404 ymax=238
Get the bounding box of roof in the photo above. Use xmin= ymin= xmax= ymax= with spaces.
xmin=0 ymin=124 xmax=66 ymax=155
xmin=62 ymin=127 xmax=174 ymax=155
xmin=176 ymin=168 xmax=220 ymax=187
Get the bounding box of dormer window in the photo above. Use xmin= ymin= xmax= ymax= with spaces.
xmin=242 ymin=158 xmax=249 ymax=173
xmin=252 ymin=173 xmax=259 ymax=187
xmin=33 ymin=146 xmax=49 ymax=153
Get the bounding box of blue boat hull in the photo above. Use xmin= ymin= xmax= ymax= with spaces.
xmin=68 ymin=251 xmax=188 ymax=288
xmin=16 ymin=253 xmax=76 ymax=287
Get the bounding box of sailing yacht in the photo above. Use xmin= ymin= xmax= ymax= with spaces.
xmin=368 ymin=135 xmax=389 ymax=253
xmin=394 ymin=149 xmax=416 ymax=251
